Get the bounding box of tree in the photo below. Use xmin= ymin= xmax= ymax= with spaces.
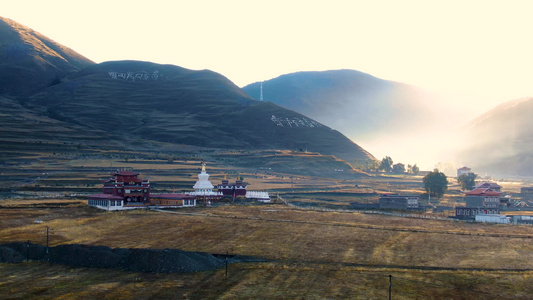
xmin=423 ymin=169 xmax=448 ymax=199
xmin=411 ymin=164 xmax=419 ymax=175
xmin=352 ymin=158 xmax=363 ymax=170
xmin=457 ymin=172 xmax=477 ymax=191
xmin=380 ymin=156 xmax=393 ymax=173
xmin=412 ymin=164 xmax=420 ymax=175
xmin=366 ymin=159 xmax=381 ymax=172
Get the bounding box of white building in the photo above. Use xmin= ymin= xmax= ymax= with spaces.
xmin=475 ymin=214 xmax=510 ymax=224
xmin=189 ymin=162 xmax=222 ymax=197
xmin=457 ymin=166 xmax=472 ymax=178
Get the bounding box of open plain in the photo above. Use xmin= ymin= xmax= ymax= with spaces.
xmin=2 ymin=199 xmax=533 ymax=299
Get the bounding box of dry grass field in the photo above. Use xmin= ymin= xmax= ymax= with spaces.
xmin=2 ymin=203 xmax=533 ymax=299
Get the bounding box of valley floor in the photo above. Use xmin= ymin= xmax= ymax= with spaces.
xmin=1 ymin=203 xmax=533 ymax=299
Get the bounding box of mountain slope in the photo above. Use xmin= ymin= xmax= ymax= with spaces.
xmin=243 ymin=70 xmax=441 ymax=138
xmin=23 ymin=60 xmax=374 ymax=164
xmin=242 ymin=70 xmax=448 ymax=167
xmin=457 ymin=97 xmax=533 ymax=177
xmin=0 ymin=17 xmax=94 ymax=97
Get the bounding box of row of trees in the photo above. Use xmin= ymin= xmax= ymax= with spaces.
xmin=421 ymin=169 xmax=481 ymax=199
xmin=394 ymin=167 xmax=474 ymax=200
xmin=353 ymin=156 xmax=419 ymax=175
xmin=355 ymin=157 xmax=454 ymax=200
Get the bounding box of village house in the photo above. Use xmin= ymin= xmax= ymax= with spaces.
xmin=520 ymin=187 xmax=533 ymax=201
xmin=457 ymin=166 xmax=472 ymax=178
xmin=475 ymin=214 xmax=510 ymax=224
xmin=455 ymin=188 xmax=501 ymax=219
xmin=379 ymin=193 xmax=419 ymax=210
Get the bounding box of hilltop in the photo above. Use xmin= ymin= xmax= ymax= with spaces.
xmin=21 ymin=60 xmax=374 ymax=165
xmin=242 ymin=70 xmax=444 ymax=142
xmin=242 ymin=70 xmax=451 ymax=168
xmin=0 ymin=17 xmax=94 ymax=97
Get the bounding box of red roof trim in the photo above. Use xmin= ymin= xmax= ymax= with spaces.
xmin=465 ymin=188 xmax=501 ymax=196
xmin=88 ymin=194 xmax=124 ymax=200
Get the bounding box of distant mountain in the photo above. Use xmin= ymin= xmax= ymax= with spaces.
xmin=0 ymin=17 xmax=94 ymax=97
xmin=0 ymin=17 xmax=377 ymax=173
xmin=457 ymin=97 xmax=533 ymax=177
xmin=20 ymin=60 xmax=374 ymax=165
xmin=243 ymin=70 xmax=442 ymax=137
xmin=242 ymin=70 xmax=447 ymax=166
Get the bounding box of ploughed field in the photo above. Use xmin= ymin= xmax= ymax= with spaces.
xmin=1 ymin=203 xmax=533 ymax=299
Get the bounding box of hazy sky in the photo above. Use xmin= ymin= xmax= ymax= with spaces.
xmin=3 ymin=0 xmax=533 ymax=108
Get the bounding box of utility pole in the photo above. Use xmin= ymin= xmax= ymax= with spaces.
xmin=26 ymin=240 xmax=30 ymax=261
xmin=225 ymin=251 xmax=229 ymax=279
xmin=260 ymin=82 xmax=264 ymax=101
xmin=389 ymin=275 xmax=392 ymax=300
xmin=46 ymin=226 xmax=49 ymax=254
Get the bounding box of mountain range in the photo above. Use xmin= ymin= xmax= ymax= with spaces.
xmin=243 ymin=71 xmax=533 ymax=178
xmin=243 ymin=70 xmax=443 ymax=142
xmin=242 ymin=70 xmax=453 ymax=171
xmin=2 ymin=16 xmax=533 ymax=178
xmin=0 ymin=17 xmax=373 ymax=176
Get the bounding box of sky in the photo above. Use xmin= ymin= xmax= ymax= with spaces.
xmin=4 ymin=0 xmax=533 ymax=110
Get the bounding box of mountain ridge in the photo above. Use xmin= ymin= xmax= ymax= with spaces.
xmin=21 ymin=60 xmax=374 ymax=164
xmin=0 ymin=16 xmax=94 ymax=97
xmin=242 ymin=69 xmax=449 ymax=169
xmin=243 ymin=69 xmax=442 ymax=138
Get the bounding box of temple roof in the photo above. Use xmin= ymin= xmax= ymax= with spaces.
xmin=88 ymin=194 xmax=124 ymax=200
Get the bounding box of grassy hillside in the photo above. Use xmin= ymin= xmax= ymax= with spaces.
xmin=0 ymin=18 xmax=375 ymax=172
xmin=242 ymin=70 xmax=444 ymax=143
xmin=22 ymin=61 xmax=374 ymax=164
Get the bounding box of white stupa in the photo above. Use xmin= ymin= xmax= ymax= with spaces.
xmin=191 ymin=162 xmax=218 ymax=196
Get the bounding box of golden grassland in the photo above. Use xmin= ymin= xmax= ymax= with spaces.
xmin=2 ymin=203 xmax=533 ymax=298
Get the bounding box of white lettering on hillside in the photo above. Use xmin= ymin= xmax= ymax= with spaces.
xmin=108 ymin=70 xmax=161 ymax=81
xmin=271 ymin=115 xmax=323 ymax=128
